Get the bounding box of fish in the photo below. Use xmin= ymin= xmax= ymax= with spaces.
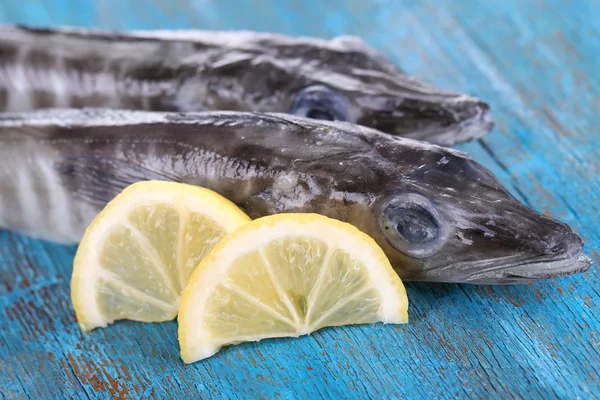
xmin=0 ymin=108 xmax=589 ymax=284
xmin=0 ymin=25 xmax=493 ymax=146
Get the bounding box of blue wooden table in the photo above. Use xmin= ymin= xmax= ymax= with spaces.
xmin=0 ymin=1 xmax=598 ymax=398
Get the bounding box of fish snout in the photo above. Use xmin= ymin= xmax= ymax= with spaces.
xmin=367 ymin=93 xmax=494 ymax=146
xmin=430 ymin=96 xmax=494 ymax=146
xmin=417 ymin=203 xmax=592 ymax=285
xmin=480 ymin=213 xmax=591 ymax=284
xmin=534 ymin=218 xmax=587 ymax=263
xmin=450 ymin=97 xmax=493 ymax=128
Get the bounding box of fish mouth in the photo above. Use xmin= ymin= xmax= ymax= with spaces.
xmin=462 ymin=253 xmax=592 ymax=284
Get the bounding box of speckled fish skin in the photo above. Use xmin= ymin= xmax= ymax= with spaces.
xmin=0 ymin=25 xmax=493 ymax=146
xmin=0 ymin=108 xmax=589 ymax=284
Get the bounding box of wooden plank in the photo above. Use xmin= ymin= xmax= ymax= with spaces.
xmin=0 ymin=0 xmax=598 ymax=398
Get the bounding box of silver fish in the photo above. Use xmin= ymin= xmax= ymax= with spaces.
xmin=0 ymin=108 xmax=589 ymax=284
xmin=0 ymin=25 xmax=493 ymax=146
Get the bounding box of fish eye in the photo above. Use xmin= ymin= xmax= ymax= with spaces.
xmin=290 ymin=85 xmax=350 ymax=122
xmin=379 ymin=193 xmax=447 ymax=259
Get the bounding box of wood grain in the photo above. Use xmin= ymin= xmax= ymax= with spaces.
xmin=0 ymin=0 xmax=598 ymax=398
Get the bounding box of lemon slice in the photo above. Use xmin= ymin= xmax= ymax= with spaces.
xmin=71 ymin=181 xmax=251 ymax=331
xmin=178 ymin=213 xmax=408 ymax=363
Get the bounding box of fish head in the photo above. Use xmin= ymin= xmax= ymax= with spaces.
xmin=200 ymin=35 xmax=493 ymax=145
xmin=281 ymin=36 xmax=494 ymax=145
xmin=358 ymin=136 xmax=590 ymax=283
xmin=252 ymin=115 xmax=589 ymax=284
xmin=289 ymin=83 xmax=493 ymax=147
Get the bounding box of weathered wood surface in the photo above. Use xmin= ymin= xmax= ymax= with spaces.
xmin=0 ymin=1 xmax=598 ymax=398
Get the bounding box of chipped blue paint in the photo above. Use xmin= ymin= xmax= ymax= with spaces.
xmin=0 ymin=1 xmax=598 ymax=398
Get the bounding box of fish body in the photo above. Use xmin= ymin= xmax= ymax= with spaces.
xmin=0 ymin=108 xmax=589 ymax=284
xmin=0 ymin=25 xmax=493 ymax=146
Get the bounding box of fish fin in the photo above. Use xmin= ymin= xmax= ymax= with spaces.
xmin=55 ymin=156 xmax=180 ymax=207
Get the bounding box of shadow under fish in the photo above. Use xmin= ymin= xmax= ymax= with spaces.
xmin=0 ymin=108 xmax=589 ymax=284
xmin=0 ymin=25 xmax=492 ymax=146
